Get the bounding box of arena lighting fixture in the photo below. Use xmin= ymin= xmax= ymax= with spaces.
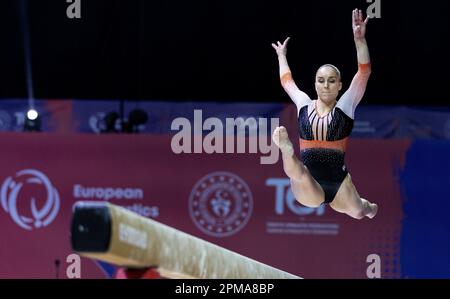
xmin=24 ymin=108 xmax=41 ymax=132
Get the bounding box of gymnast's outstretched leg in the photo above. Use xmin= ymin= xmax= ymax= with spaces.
xmin=272 ymin=126 xmax=325 ymax=208
xmin=330 ymin=174 xmax=378 ymax=219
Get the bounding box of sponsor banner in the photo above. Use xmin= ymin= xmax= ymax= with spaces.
xmin=0 ymin=132 xmax=407 ymax=278
xmin=4 ymin=99 xmax=450 ymax=139
xmin=72 ymin=100 xmax=285 ymax=135
xmin=352 ymin=105 xmax=450 ymax=139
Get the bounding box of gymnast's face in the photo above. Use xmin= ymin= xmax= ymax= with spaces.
xmin=315 ymin=66 xmax=342 ymax=104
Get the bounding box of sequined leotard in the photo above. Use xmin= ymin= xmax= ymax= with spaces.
xmin=281 ymin=63 xmax=371 ymax=204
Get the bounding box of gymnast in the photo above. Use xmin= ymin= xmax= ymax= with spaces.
xmin=271 ymin=9 xmax=378 ymax=219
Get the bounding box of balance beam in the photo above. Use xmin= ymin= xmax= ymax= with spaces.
xmin=71 ymin=201 xmax=301 ymax=279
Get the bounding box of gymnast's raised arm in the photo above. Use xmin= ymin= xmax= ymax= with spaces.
xmin=271 ymin=37 xmax=311 ymax=110
xmin=338 ymin=9 xmax=372 ymax=119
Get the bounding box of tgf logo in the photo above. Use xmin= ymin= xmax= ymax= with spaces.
xmin=266 ymin=178 xmax=325 ymax=216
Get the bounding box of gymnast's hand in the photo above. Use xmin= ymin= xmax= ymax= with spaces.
xmin=271 ymin=37 xmax=290 ymax=57
xmin=352 ymin=9 xmax=369 ymax=40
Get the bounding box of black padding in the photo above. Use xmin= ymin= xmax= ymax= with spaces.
xmin=70 ymin=202 xmax=112 ymax=252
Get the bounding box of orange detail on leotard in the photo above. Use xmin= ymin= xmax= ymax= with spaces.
xmin=299 ymin=137 xmax=349 ymax=152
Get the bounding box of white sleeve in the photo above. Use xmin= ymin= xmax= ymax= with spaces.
xmin=336 ymin=63 xmax=371 ymax=119
xmin=280 ymin=72 xmax=312 ymax=111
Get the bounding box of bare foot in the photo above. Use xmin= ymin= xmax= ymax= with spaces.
xmin=367 ymin=203 xmax=378 ymax=219
xmin=272 ymin=126 xmax=294 ymax=156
